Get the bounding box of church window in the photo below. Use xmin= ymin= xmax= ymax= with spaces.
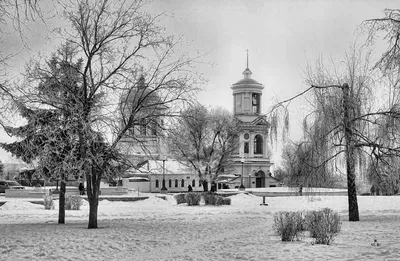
xmin=155 ymin=179 xmax=159 ymax=188
xmin=181 ymin=179 xmax=185 ymax=187
xmin=192 ymin=179 xmax=196 ymax=187
xmin=252 ymin=93 xmax=260 ymax=114
xmin=244 ymin=142 xmax=249 ymax=154
xmin=175 ymin=179 xmax=178 ymax=187
xmin=168 ymin=179 xmax=172 ymax=188
xmin=151 ymin=123 xmax=157 ymax=136
xmin=140 ymin=119 xmax=147 ymax=135
xmin=140 ymin=125 xmax=146 ymax=135
xmin=235 ymin=94 xmax=242 ymax=113
xmin=254 ymin=135 xmax=263 ymax=154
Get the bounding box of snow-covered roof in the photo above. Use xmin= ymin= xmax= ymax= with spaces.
xmin=125 ymin=159 xmax=193 ymax=176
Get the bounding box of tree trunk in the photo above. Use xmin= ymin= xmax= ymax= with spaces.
xmin=88 ymin=196 xmax=99 ymax=229
xmin=342 ymin=83 xmax=359 ymax=221
xmin=202 ymin=180 xmax=208 ymax=192
xmin=87 ymin=166 xmax=102 ymax=229
xmin=58 ymin=180 xmax=66 ymax=224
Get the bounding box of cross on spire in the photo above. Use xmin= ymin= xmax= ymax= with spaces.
xmin=246 ymin=49 xmax=249 ymax=69
xmin=242 ymin=49 xmax=252 ymax=79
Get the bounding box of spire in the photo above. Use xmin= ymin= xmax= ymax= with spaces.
xmin=246 ymin=49 xmax=249 ymax=69
xmin=243 ymin=49 xmax=252 ymax=79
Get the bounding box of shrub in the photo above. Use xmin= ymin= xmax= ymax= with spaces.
xmin=222 ymin=197 xmax=231 ymax=205
xmin=186 ymin=192 xmax=201 ymax=206
xmin=217 ymin=197 xmax=231 ymax=206
xmin=305 ymin=210 xmax=319 ymax=236
xmin=273 ymin=211 xmax=305 ymax=241
xmin=203 ymin=192 xmax=218 ymax=205
xmin=174 ymin=194 xmax=187 ymax=204
xmin=203 ymin=192 xmax=232 ymax=206
xmin=43 ymin=195 xmax=54 ymax=210
xmin=65 ymin=195 xmax=83 ymax=210
xmin=214 ymin=196 xmax=223 ymax=205
xmin=305 ymin=208 xmax=341 ymax=245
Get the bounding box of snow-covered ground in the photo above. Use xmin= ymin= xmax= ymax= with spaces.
xmin=1 ymin=192 xmax=400 ymax=261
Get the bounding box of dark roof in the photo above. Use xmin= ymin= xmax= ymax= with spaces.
xmin=233 ymin=78 xmax=261 ymax=85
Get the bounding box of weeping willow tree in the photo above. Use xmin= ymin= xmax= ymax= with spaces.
xmin=301 ymin=35 xmax=400 ymax=222
xmin=280 ymin=140 xmax=343 ymax=188
xmin=269 ymin=106 xmax=290 ymax=149
xmin=302 ymin=47 xmax=376 ymax=221
xmin=362 ymin=9 xmax=400 ymax=196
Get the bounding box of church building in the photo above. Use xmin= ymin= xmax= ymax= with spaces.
xmin=118 ymin=75 xmax=202 ymax=193
xmin=228 ymin=54 xmax=277 ymax=189
xmin=119 ymin=54 xmax=278 ymax=192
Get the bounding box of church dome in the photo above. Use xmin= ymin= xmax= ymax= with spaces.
xmin=231 ymin=67 xmax=264 ymax=95
xmin=234 ymin=77 xmax=261 ymax=85
xmin=120 ymin=76 xmax=166 ymax=121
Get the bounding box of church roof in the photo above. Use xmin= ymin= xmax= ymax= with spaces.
xmin=252 ymin=116 xmax=269 ymax=126
xmin=234 ymin=78 xmax=261 ymax=85
xmin=232 ymin=66 xmax=263 ymax=87
xmin=123 ymin=159 xmax=193 ymax=176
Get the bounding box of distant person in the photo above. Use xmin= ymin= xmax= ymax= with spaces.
xmin=299 ymin=185 xmax=303 ymax=196
xmin=370 ymin=185 xmax=375 ymax=196
xmin=210 ymin=182 xmax=216 ymax=192
xmin=188 ymin=184 xmax=193 ymax=192
xmin=79 ymin=182 xmax=85 ymax=195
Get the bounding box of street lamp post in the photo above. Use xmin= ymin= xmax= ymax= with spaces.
xmin=239 ymin=158 xmax=245 ymax=190
xmin=53 ymin=175 xmax=60 ymax=194
xmin=160 ymin=156 xmax=168 ymax=194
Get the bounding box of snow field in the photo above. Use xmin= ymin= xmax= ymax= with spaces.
xmin=0 ymin=193 xmax=399 ymax=260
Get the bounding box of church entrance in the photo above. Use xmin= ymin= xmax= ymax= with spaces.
xmin=255 ymin=170 xmax=265 ymax=188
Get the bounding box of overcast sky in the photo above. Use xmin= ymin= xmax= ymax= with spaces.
xmin=1 ymin=0 xmax=398 ymax=163
xmin=148 ymin=0 xmax=397 ymax=144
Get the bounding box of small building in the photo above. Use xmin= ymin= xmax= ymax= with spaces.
xmin=121 ymin=159 xmax=203 ymax=193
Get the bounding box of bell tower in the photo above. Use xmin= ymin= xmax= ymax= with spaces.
xmin=231 ymin=50 xmax=264 ymax=123
xmin=229 ymin=51 xmax=273 ymax=189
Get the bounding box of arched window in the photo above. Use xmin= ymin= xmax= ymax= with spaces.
xmin=175 ymin=179 xmax=178 ymax=187
xmin=254 ymin=135 xmax=263 ymax=154
xmin=168 ymin=179 xmax=172 ymax=188
xmin=252 ymin=93 xmax=260 ymax=114
xmin=151 ymin=125 xmax=157 ymax=136
xmin=140 ymin=125 xmax=146 ymax=135
xmin=155 ymin=179 xmax=159 ymax=188
xmin=181 ymin=179 xmax=185 ymax=187
xmin=140 ymin=119 xmax=147 ymax=135
xmin=192 ymin=179 xmax=196 ymax=187
xmin=244 ymin=142 xmax=249 ymax=154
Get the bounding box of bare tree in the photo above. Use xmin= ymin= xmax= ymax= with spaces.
xmin=2 ymin=0 xmax=202 ymax=229
xmin=0 ymin=0 xmax=43 ymax=94
xmin=167 ymin=104 xmax=238 ymax=191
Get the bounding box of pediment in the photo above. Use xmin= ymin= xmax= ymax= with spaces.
xmin=252 ymin=116 xmax=269 ymax=126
